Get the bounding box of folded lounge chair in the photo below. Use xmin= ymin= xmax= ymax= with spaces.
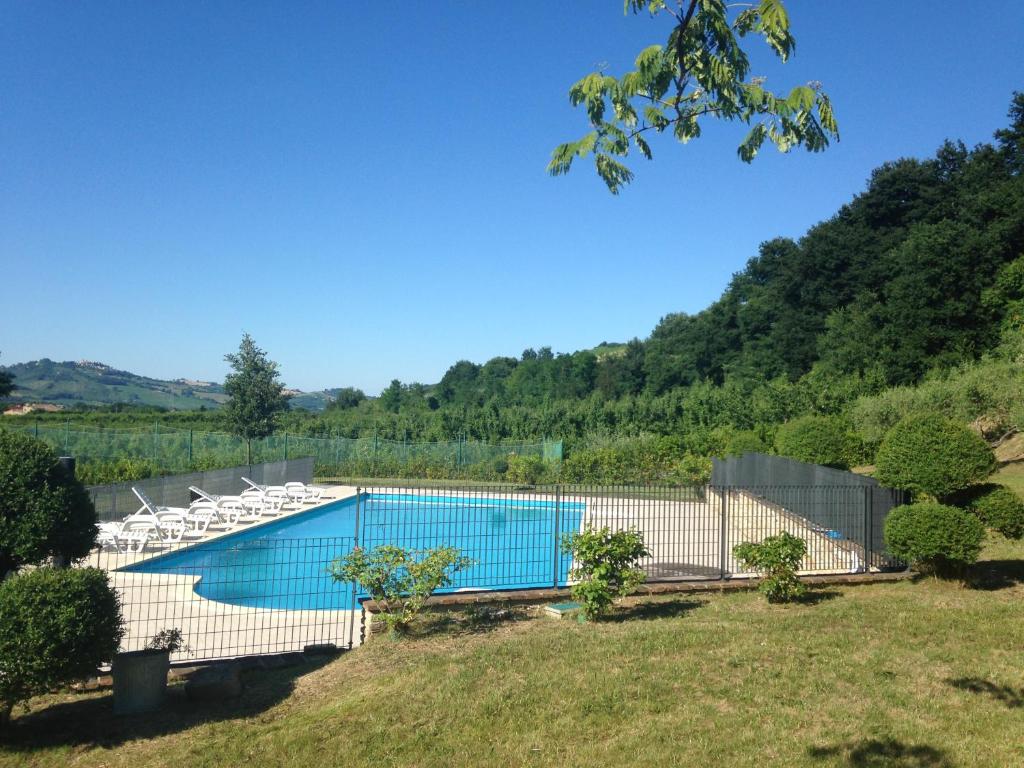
xmin=96 ymin=521 xmax=151 ymax=553
xmin=284 ymin=481 xmax=323 ymax=503
xmin=243 ymin=477 xmax=321 ymax=505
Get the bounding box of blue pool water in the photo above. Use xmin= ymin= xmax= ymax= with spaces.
xmin=124 ymin=493 xmax=584 ymax=610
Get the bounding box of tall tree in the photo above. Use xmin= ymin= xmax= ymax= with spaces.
xmin=0 ymin=354 xmax=13 ymax=399
xmin=223 ymin=334 xmax=290 ymax=463
xmin=549 ymin=0 xmax=838 ymax=193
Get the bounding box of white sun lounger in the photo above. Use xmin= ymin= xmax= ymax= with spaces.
xmin=96 ymin=521 xmax=152 ymax=553
xmin=243 ymin=477 xmax=321 ymax=505
xmin=189 ymin=486 xmax=284 ymax=519
xmin=130 ymin=488 xmax=206 ymax=541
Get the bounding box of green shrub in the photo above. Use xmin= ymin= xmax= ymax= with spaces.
xmin=733 ymin=531 xmax=808 ymax=603
xmin=0 ymin=567 xmax=124 ymax=725
xmin=76 ymin=457 xmax=159 ymax=485
xmin=561 ymin=435 xmax=684 ymax=484
xmin=505 ymin=454 xmax=545 ymax=485
xmin=0 ymin=431 xmax=98 ymax=577
xmin=329 ymin=545 xmax=472 ymax=636
xmin=874 ymin=414 xmax=995 ymax=499
xmin=963 ymin=484 xmax=1024 ymax=539
xmin=883 ymin=501 xmax=986 ymax=575
xmin=561 ymin=527 xmax=649 ymax=620
xmin=720 ymin=429 xmax=769 ymax=457
xmin=668 ymin=453 xmax=712 ymax=487
xmin=774 ymin=415 xmax=862 ymax=469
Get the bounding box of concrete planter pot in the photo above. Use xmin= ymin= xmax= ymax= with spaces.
xmin=112 ymin=649 xmax=170 ymax=715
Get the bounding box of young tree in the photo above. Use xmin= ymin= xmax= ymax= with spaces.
xmin=223 ymin=334 xmax=290 ymax=463
xmin=549 ymin=0 xmax=838 ymax=193
xmin=0 ymin=353 xmax=13 ymax=399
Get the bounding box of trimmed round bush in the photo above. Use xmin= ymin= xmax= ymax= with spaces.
xmin=0 ymin=567 xmax=124 ymax=725
xmin=883 ymin=501 xmax=986 ymax=575
xmin=874 ymin=414 xmax=995 ymax=499
xmin=774 ymin=415 xmax=862 ymax=469
xmin=966 ymin=484 xmax=1024 ymax=539
xmin=0 ymin=431 xmax=98 ymax=577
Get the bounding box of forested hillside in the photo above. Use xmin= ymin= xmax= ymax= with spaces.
xmin=297 ymin=94 xmax=1024 ymax=449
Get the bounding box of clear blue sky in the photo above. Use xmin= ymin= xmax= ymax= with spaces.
xmin=2 ymin=1 xmax=1023 ymax=394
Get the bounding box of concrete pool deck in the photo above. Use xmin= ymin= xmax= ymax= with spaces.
xmin=89 ymin=485 xmax=867 ymax=663
xmin=88 ymin=485 xmax=362 ymax=660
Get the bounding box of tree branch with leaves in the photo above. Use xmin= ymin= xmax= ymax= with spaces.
xmin=549 ymin=0 xmax=839 ymax=193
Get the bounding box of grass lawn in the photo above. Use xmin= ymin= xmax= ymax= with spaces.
xmin=994 ymin=460 xmax=1024 ymax=499
xmin=3 ymin=543 xmax=1024 ymax=767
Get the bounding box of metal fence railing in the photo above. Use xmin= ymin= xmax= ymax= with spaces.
xmin=712 ymin=453 xmax=907 ymax=569
xmin=86 ymin=457 xmax=315 ymax=522
xmin=86 ymin=482 xmax=905 ymax=664
xmin=89 ymin=536 xmax=356 ymax=663
xmin=359 ymin=484 xmax=904 ymax=586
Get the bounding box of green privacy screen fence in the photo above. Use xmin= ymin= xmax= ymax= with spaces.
xmin=2 ymin=422 xmax=563 ymax=480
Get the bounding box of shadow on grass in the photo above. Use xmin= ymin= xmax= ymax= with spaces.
xmin=606 ymin=598 xmax=705 ymax=622
xmin=793 ymin=588 xmax=842 ymax=606
xmin=410 ymin=604 xmax=534 ymax=638
xmin=965 ymin=560 xmax=1024 ymax=591
xmin=1 ymin=655 xmax=334 ymax=753
xmin=808 ymin=737 xmax=954 ymax=767
xmin=948 ymin=677 xmax=1024 ymax=708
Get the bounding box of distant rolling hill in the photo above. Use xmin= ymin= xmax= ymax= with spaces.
xmin=2 ymin=359 xmax=337 ymax=412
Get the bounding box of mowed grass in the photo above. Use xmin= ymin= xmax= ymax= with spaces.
xmin=994 ymin=459 xmax=1024 ymax=499
xmin=4 ymin=544 xmax=1024 ymax=768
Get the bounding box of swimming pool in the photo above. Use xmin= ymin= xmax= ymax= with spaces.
xmin=124 ymin=492 xmax=584 ymax=610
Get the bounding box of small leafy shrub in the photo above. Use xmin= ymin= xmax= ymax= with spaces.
xmin=0 ymin=567 xmax=124 ymax=726
xmin=330 ymin=545 xmax=472 ymax=636
xmin=733 ymin=532 xmax=808 ymax=603
xmin=774 ymin=415 xmax=862 ymax=469
xmin=505 ymin=454 xmax=545 ymax=485
xmin=0 ymin=431 xmax=98 ymax=577
xmin=561 ymin=527 xmax=649 ymax=620
xmin=883 ymin=501 xmax=986 ymax=576
xmin=146 ymin=627 xmax=189 ymax=654
xmin=874 ymin=414 xmax=995 ymax=499
xmin=962 ymin=484 xmax=1024 ymax=539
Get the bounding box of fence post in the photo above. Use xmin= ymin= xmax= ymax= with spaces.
xmin=349 ymin=488 xmax=362 ymax=649
xmin=64 ymin=419 xmax=70 ymax=452
xmin=34 ymin=419 xmax=39 ymax=438
xmin=284 ymin=432 xmax=289 ymax=461
xmin=188 ymin=429 xmax=193 ymax=464
xmin=552 ymin=485 xmax=562 ymax=588
xmin=862 ymin=486 xmax=872 ymax=573
xmin=719 ymin=486 xmax=729 ymax=579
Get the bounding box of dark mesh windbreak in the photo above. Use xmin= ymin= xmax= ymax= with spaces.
xmin=88 ymin=458 xmax=314 ymax=521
